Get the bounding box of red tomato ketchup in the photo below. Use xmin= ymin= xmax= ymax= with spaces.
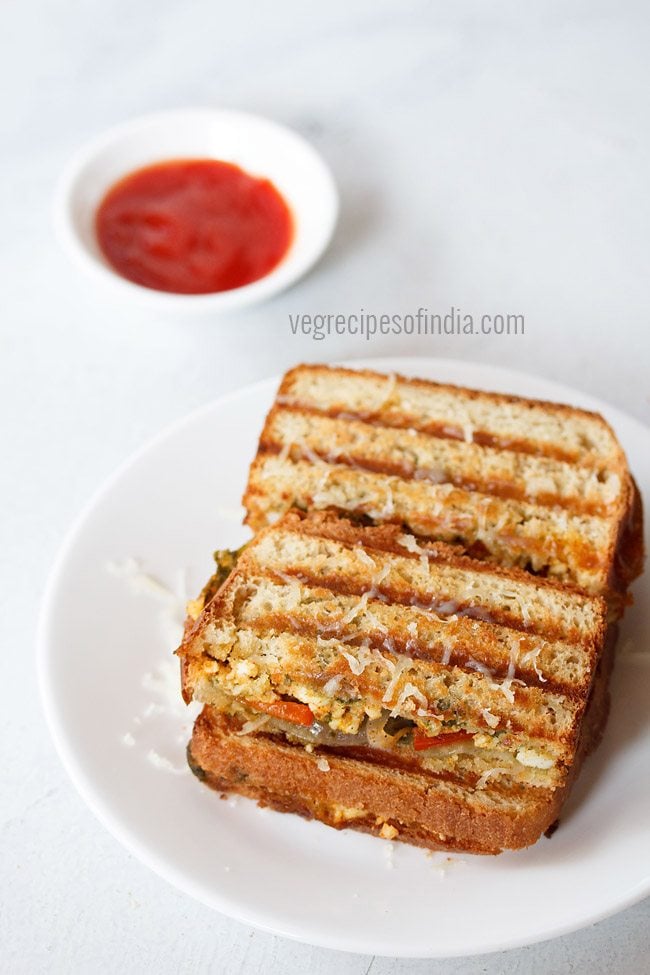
xmin=95 ymin=159 xmax=293 ymax=294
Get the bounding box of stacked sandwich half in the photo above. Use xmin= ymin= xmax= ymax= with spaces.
xmin=177 ymin=365 xmax=643 ymax=853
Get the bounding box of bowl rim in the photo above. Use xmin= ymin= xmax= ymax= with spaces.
xmin=52 ymin=107 xmax=339 ymax=312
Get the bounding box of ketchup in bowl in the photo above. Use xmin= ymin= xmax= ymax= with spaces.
xmin=95 ymin=159 xmax=293 ymax=294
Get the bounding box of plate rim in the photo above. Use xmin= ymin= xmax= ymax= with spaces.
xmin=37 ymin=356 xmax=650 ymax=958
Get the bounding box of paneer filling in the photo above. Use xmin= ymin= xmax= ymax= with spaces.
xmin=197 ymin=685 xmax=560 ymax=789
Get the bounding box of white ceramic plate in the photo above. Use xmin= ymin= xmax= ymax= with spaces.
xmin=53 ymin=108 xmax=338 ymax=315
xmin=38 ymin=358 xmax=650 ymax=958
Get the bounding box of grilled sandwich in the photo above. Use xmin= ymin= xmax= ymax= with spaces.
xmin=178 ymin=509 xmax=613 ymax=853
xmin=243 ymin=365 xmax=643 ymax=610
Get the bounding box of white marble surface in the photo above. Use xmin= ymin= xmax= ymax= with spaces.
xmin=1 ymin=1 xmax=649 ymax=971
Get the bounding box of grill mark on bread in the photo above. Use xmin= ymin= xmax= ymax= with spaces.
xmin=178 ymin=511 xmax=610 ymax=790
xmin=258 ymin=438 xmax=611 ymax=518
xmin=242 ymin=364 xmax=643 ymax=601
xmin=193 ymin=617 xmax=579 ymax=744
xmin=255 ymin=736 xmax=487 ymax=789
xmin=244 ymin=516 xmax=607 ymax=645
xmin=189 ymin=708 xmax=591 ymax=852
xmin=276 ymin=364 xmax=625 ymax=465
xmin=269 ymin=739 xmax=567 ymax=796
xmin=259 ymin=563 xmax=591 ymax=646
xmin=245 ymin=456 xmax=610 ymax=585
xmin=189 ymin=624 xmax=574 ymax=743
xmin=265 ymin=402 xmax=612 ymax=476
xmin=240 ymin=609 xmax=582 ymax=697
xmin=226 ymin=708 xmax=570 ymax=789
xmin=291 ymin=511 xmax=603 ymax=599
xmin=213 ymin=707 xmax=567 ymax=785
xmin=188 ymin=675 xmax=613 ymax=853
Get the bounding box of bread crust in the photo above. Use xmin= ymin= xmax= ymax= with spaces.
xmin=241 ymin=365 xmax=644 ymax=604
xmin=277 ymin=364 xmax=624 ymax=450
xmin=179 ymin=363 xmax=636 ymax=854
xmin=187 ymin=627 xmax=614 ymax=855
xmin=177 ymin=508 xmax=611 ymax=786
xmin=181 ymin=508 xmax=609 ymax=644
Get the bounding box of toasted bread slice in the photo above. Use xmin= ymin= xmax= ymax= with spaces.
xmin=243 ymin=365 xmax=643 ymax=603
xmin=178 ymin=511 xmax=608 ymax=798
xmin=187 ymin=623 xmax=613 ymax=855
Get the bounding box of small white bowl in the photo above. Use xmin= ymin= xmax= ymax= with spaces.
xmin=53 ymin=108 xmax=338 ymax=314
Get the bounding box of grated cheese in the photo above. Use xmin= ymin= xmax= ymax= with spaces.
xmin=397 ymin=533 xmax=426 ymax=555
xmin=519 ymin=644 xmax=547 ymax=682
xmin=145 ymin=750 xmax=186 ymax=775
xmin=390 ymin=681 xmax=428 ymax=717
xmin=382 ymin=656 xmax=409 ymax=704
xmin=355 ymin=546 xmax=377 ymax=568
xmin=301 ymin=445 xmax=332 ymax=469
xmin=275 ymin=571 xmax=302 ymax=610
xmin=311 ymin=468 xmax=332 ymax=505
xmin=339 ymin=590 xmax=371 ymax=625
xmin=466 ymin=657 xmax=494 ymax=679
xmin=475 ymin=767 xmax=509 ymax=790
xmin=365 ymin=609 xmax=389 ymax=634
xmin=371 ymin=563 xmax=392 ymax=592
xmin=107 ymin=558 xmax=178 ymax=603
xmin=369 ymin=485 xmax=395 ymax=519
xmin=425 ymin=609 xmax=459 ymax=626
xmin=492 ymin=644 xmax=526 ymax=703
xmin=501 ymin=589 xmax=532 ymax=627
xmin=481 ymin=708 xmax=500 ymax=729
xmin=278 ymin=441 xmax=292 ymax=463
xmin=372 ymin=648 xmax=396 ymax=674
xmin=323 ymin=675 xmax=343 ymax=696
xmin=341 ymin=643 xmax=375 ymax=676
xmin=237 ymin=714 xmax=270 ymax=736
